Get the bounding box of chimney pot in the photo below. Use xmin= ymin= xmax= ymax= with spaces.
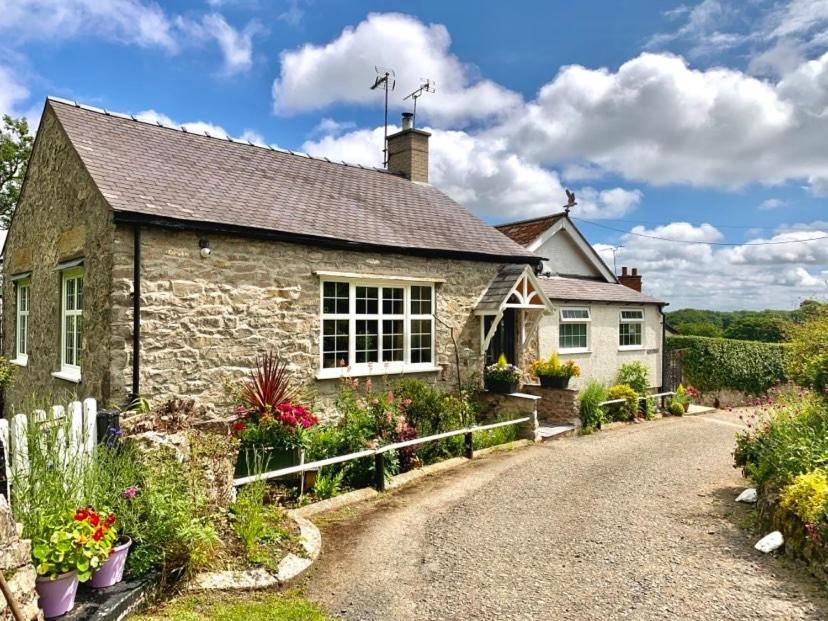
xmin=621 ymin=266 xmax=628 ymax=275
xmin=401 ymin=112 xmax=414 ymax=130
xmin=632 ymin=268 xmax=638 ymax=276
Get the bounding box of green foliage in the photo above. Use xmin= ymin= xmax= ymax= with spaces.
xmin=0 ymin=356 xmax=16 ymax=394
xmin=734 ymin=389 xmax=828 ymax=488
xmin=229 ymin=480 xmax=294 ymax=571
xmin=616 ymin=361 xmax=650 ymax=394
xmin=605 ymin=384 xmax=638 ymax=421
xmin=31 ymin=509 xmax=116 ymax=580
xmin=779 ymin=469 xmax=828 ymax=525
xmin=785 ymin=312 xmax=828 ymax=395
xmin=131 ymin=590 xmax=333 ymax=621
xmin=578 ymin=380 xmax=608 ymax=432
xmin=724 ymin=315 xmax=789 ymax=343
xmin=312 ymin=469 xmax=345 ymax=500
xmin=473 ymin=416 xmax=520 ymax=449
xmin=673 ymin=321 xmax=724 ymax=338
xmin=0 ymin=115 xmax=34 ymax=227
xmin=666 ymin=335 xmax=787 ymax=394
xmin=669 ymin=401 xmax=685 ymax=417
xmin=484 ymin=354 xmax=522 ymax=383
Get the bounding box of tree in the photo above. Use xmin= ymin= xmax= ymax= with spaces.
xmin=674 ymin=321 xmax=723 ymax=338
xmin=787 ymin=313 xmax=828 ymax=394
xmin=723 ymin=315 xmax=789 ymax=343
xmin=0 ymin=114 xmax=34 ymax=228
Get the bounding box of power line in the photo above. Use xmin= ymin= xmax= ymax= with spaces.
xmin=573 ymin=217 xmax=828 ymax=246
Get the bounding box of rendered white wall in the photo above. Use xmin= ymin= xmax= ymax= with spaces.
xmin=535 ymin=230 xmax=603 ymax=278
xmin=537 ymin=303 xmax=663 ymax=389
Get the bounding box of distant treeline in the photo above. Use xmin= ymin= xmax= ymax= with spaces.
xmin=665 ymin=299 xmax=827 ymax=343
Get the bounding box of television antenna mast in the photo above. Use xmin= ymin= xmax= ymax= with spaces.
xmin=606 ymin=245 xmax=624 ymax=276
xmin=370 ymin=66 xmax=395 ymax=167
xmin=402 ymin=79 xmax=436 ymax=128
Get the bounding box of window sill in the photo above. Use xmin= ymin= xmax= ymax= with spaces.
xmin=51 ymin=369 xmax=81 ymax=384
xmin=558 ymin=348 xmax=590 ymax=355
xmin=618 ymin=345 xmax=644 ymax=352
xmin=316 ymin=364 xmax=442 ymax=380
xmin=10 ymin=357 xmax=28 ymax=367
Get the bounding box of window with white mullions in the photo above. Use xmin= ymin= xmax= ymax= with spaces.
xmin=61 ymin=268 xmax=84 ymax=377
xmin=15 ymin=281 xmax=30 ymax=363
xmin=558 ymin=307 xmax=590 ymax=352
xmin=320 ymin=280 xmax=436 ymax=373
xmin=619 ymin=308 xmax=644 ymax=349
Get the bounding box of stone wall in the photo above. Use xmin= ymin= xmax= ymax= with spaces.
xmin=109 ymin=225 xmax=505 ymax=415
xmin=0 ymin=496 xmax=42 ymax=621
xmin=475 ymin=392 xmax=540 ymax=441
xmin=2 ymin=104 xmax=116 ymax=411
xmin=522 ymin=385 xmax=579 ymax=424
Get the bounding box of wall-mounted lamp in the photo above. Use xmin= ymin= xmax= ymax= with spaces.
xmin=199 ymin=238 xmax=211 ymax=258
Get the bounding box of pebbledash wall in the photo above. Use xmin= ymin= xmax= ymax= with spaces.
xmin=109 ymin=226 xmax=504 ymax=412
xmin=2 ymin=107 xmax=116 ymax=412
xmin=537 ymin=302 xmax=664 ymax=390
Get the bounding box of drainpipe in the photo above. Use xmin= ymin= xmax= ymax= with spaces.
xmin=131 ymin=225 xmax=141 ymax=401
xmin=660 ymin=309 xmax=666 ymax=392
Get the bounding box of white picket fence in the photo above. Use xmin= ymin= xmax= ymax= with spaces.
xmin=0 ymin=398 xmax=98 ymax=502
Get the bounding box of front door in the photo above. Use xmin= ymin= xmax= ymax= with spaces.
xmin=485 ymin=308 xmax=517 ymax=365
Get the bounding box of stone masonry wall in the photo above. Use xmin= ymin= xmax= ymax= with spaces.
xmin=3 ymin=104 xmax=116 ymax=411
xmin=522 ymin=385 xmax=579 ymax=425
xmin=0 ymin=496 xmax=42 ymax=621
xmin=109 ymin=225 xmax=505 ymax=415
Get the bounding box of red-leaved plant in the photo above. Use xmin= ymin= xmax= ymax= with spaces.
xmin=241 ymin=351 xmax=295 ymax=414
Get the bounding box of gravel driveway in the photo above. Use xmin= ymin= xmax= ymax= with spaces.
xmin=306 ymin=410 xmax=828 ymax=620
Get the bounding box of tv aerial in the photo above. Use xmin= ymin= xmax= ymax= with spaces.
xmin=402 ymin=79 xmax=436 ymax=128
xmin=370 ymin=66 xmax=395 ymax=167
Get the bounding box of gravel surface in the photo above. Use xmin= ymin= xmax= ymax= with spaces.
xmin=306 ymin=410 xmax=828 ymax=620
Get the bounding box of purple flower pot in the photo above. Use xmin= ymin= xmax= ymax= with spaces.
xmin=91 ymin=537 xmax=132 ymax=588
xmin=36 ymin=571 xmax=79 ymax=618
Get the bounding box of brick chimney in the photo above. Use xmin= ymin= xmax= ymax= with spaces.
xmin=387 ymin=113 xmax=431 ymax=183
xmin=618 ymin=266 xmax=642 ymax=292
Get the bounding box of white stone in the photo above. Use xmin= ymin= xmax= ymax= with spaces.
xmin=736 ymin=488 xmax=758 ymax=503
xmin=755 ymin=531 xmax=784 ymax=553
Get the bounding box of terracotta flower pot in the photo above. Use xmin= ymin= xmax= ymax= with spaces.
xmin=91 ymin=536 xmax=132 ymax=588
xmin=36 ymin=571 xmax=79 ymax=618
xmin=683 ymin=402 xmax=690 ymax=412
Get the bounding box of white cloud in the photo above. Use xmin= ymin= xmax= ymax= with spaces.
xmin=575 ymin=187 xmax=642 ymax=219
xmin=759 ymin=198 xmax=786 ymax=210
xmin=603 ymin=221 xmax=828 ymax=309
xmin=177 ymin=13 xmax=262 ymax=74
xmin=272 ymin=12 xmax=522 ymax=125
xmin=0 ymin=65 xmax=30 ymax=118
xmin=311 ymin=117 xmax=356 ymax=136
xmin=647 ymin=0 xmax=749 ymax=57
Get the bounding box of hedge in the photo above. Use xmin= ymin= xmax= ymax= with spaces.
xmin=666 ymin=335 xmax=788 ymax=394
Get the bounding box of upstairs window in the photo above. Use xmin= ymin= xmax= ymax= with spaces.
xmin=619 ymin=308 xmax=644 ymax=349
xmin=15 ymin=279 xmax=30 ymax=365
xmin=320 ymin=280 xmax=435 ymax=377
xmin=559 ymin=307 xmax=590 ymax=353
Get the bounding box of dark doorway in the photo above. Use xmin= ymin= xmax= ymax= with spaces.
xmin=485 ymin=308 xmax=516 ymax=366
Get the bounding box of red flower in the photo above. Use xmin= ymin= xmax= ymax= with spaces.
xmin=232 ymin=421 xmax=247 ymax=433
xmin=105 ymin=514 xmax=117 ymax=527
xmin=88 ymin=513 xmax=100 ymax=527
xmin=93 ymin=528 xmax=104 ymax=542
xmin=74 ymin=509 xmax=89 ymax=522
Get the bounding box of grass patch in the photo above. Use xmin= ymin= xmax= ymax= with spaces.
xmin=130 ymin=589 xmax=331 ymax=621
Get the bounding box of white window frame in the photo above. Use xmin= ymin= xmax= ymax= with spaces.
xmin=317 ymin=279 xmax=440 ymax=379
xmin=619 ymin=308 xmax=645 ymax=350
xmin=558 ymin=307 xmax=590 ymax=354
xmin=52 ymin=267 xmax=84 ymax=383
xmin=13 ymin=279 xmax=30 ymax=366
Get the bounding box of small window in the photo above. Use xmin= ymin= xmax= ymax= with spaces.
xmin=558 ymin=307 xmax=590 ymax=352
xmin=619 ymin=308 xmax=644 ymax=349
xmin=60 ymin=267 xmax=84 ymax=379
xmin=15 ymin=281 xmax=30 ymax=364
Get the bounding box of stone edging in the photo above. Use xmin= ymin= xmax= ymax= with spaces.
xmin=190 ymin=512 xmax=321 ymax=591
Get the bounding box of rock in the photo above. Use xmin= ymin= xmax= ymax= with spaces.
xmin=755 ymin=531 xmax=784 ymax=553
xmin=736 ymin=488 xmax=758 ymax=503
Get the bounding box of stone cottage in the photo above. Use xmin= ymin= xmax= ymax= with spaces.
xmin=3 ymin=99 xmax=553 ymax=412
xmin=496 ymin=213 xmax=668 ymax=390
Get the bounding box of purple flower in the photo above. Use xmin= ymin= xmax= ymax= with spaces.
xmin=122 ymin=486 xmax=138 ymax=499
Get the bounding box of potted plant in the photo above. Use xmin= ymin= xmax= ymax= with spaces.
xmin=671 ymin=384 xmax=698 ymax=412
xmin=33 ymin=508 xmax=116 ymax=618
xmin=530 ymin=353 xmax=581 ymax=389
xmin=484 ymin=354 xmax=523 ymax=394
xmin=90 ymin=512 xmax=131 ymax=588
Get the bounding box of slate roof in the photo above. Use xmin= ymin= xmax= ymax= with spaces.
xmin=494 ymin=213 xmax=567 ymax=246
xmin=539 ymin=276 xmax=665 ymax=305
xmin=474 ymin=264 xmax=527 ymax=312
xmin=47 ymin=98 xmax=538 ymax=262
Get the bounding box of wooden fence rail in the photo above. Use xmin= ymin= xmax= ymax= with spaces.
xmin=233 ymin=416 xmax=531 ymax=490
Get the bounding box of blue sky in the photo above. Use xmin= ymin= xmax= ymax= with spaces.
xmin=1 ymin=0 xmax=827 ymax=310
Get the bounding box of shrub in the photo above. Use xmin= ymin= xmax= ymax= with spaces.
xmin=779 ymin=469 xmax=828 ymax=525
xmin=473 ymin=416 xmax=520 ymax=449
xmin=786 ymin=313 xmax=828 ymax=395
xmin=669 ymin=402 xmax=685 ymax=417
xmin=312 ymin=469 xmax=344 ymax=500
xmin=616 ymin=361 xmax=649 ymax=394
xmin=605 ymin=384 xmax=638 ymax=422
xmin=666 ymin=335 xmax=787 ymax=394
xmin=578 ymin=381 xmax=607 ymax=432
